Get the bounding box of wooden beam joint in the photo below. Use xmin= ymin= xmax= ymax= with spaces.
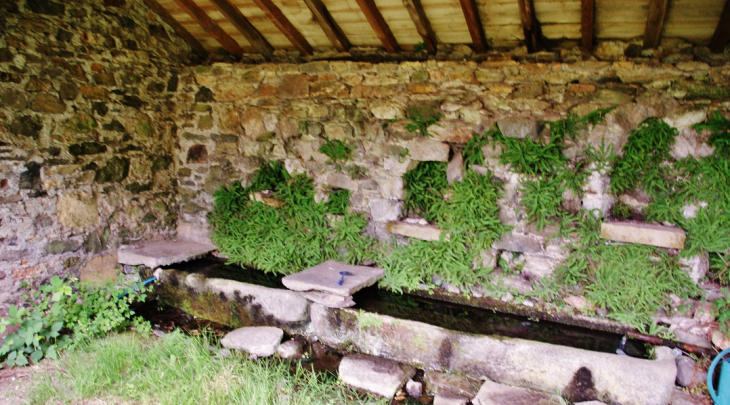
xmin=252 ymin=0 xmax=313 ymax=55
xmin=403 ymin=0 xmax=437 ymax=54
xmin=355 ymin=0 xmax=401 ymax=53
xmin=303 ymin=0 xmax=351 ymax=52
xmin=211 ymin=0 xmax=274 ymax=57
xmin=458 ymin=0 xmax=488 ymax=53
xmin=580 ymin=0 xmax=594 ymax=54
xmin=517 ymin=0 xmax=544 ymax=53
xmin=172 ymin=0 xmax=244 ymax=58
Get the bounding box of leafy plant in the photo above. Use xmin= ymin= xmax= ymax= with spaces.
xmin=325 ymin=189 xmax=351 ymax=215
xmin=414 ymin=42 xmax=427 ymax=53
xmin=402 ymin=161 xmax=448 ymax=222
xmin=694 ymin=110 xmax=730 ymax=158
xmin=519 ymin=177 xmax=565 ymax=231
xmin=346 ymin=164 xmax=368 ymax=179
xmin=318 ymin=138 xmax=352 ymax=170
xmin=405 ymin=111 xmax=442 ymax=138
xmin=714 ymin=291 xmax=730 ymax=337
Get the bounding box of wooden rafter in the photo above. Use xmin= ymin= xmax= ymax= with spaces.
xmin=643 ymin=0 xmax=669 ymax=49
xmin=458 ymin=0 xmax=487 ymax=53
xmin=210 ymin=0 xmax=273 ymax=57
xmin=355 ymin=0 xmax=401 ymax=53
xmin=252 ymin=0 xmax=313 ymax=55
xmin=517 ymin=0 xmax=544 ymax=53
xmin=142 ymin=0 xmax=209 ymax=58
xmin=303 ymin=0 xmax=350 ymax=52
xmin=403 ymin=0 xmax=437 ymax=53
xmin=580 ymin=0 xmax=594 ymax=54
xmin=172 ymin=0 xmax=244 ymax=57
xmin=709 ymin=0 xmax=730 ymax=53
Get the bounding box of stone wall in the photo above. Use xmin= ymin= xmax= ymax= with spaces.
xmin=174 ymin=58 xmax=730 ymax=243
xmin=0 ymin=0 xmax=192 ymax=299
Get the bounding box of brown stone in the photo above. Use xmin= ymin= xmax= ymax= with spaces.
xmin=30 ymin=93 xmax=66 ymax=113
xmin=1 ymin=89 xmax=27 ymax=110
xmin=187 ymin=144 xmax=208 ymax=163
xmin=12 ymin=266 xmax=38 ymax=280
xmin=79 ymin=85 xmax=110 ymax=100
xmin=25 ymin=76 xmax=52 ymax=92
xmin=387 ymin=222 xmax=446 ymax=241
xmin=93 ymin=72 xmax=116 ymax=86
xmin=407 ymin=83 xmax=436 ymax=94
xmin=58 ymin=191 xmax=98 ymax=228
xmin=310 ymin=82 xmax=349 ymax=98
xmin=213 ymin=82 xmax=255 ymax=102
xmin=276 ymin=74 xmax=310 ymax=98
xmin=568 ymin=83 xmax=596 ymax=93
xmin=59 ymin=82 xmax=79 ymax=100
xmin=79 ymin=255 xmax=118 ymax=284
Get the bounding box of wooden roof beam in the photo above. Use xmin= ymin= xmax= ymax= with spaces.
xmin=142 ymin=0 xmax=209 ymax=59
xmin=458 ymin=0 xmax=487 ymax=53
xmin=403 ymin=0 xmax=437 ymax=54
xmin=172 ymin=0 xmax=243 ymax=58
xmin=580 ymin=0 xmax=594 ymax=54
xmin=643 ymin=0 xmax=669 ymax=49
xmin=210 ymin=0 xmax=273 ymax=57
xmin=517 ymin=0 xmax=544 ymax=53
xmin=303 ymin=0 xmax=350 ymax=52
xmin=252 ymin=0 xmax=313 ymax=55
xmin=355 ymin=0 xmax=401 ymax=53
xmin=709 ymin=0 xmax=730 ymax=53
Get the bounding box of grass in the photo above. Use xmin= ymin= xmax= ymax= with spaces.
xmin=29 ymin=331 xmax=385 ymax=405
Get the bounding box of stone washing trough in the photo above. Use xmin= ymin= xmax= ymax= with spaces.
xmin=150 ymin=263 xmax=677 ymax=405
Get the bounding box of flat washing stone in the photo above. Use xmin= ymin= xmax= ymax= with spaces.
xmin=300 ymin=290 xmax=355 ymax=308
xmin=118 ymin=239 xmax=215 ymax=268
xmin=220 ymin=326 xmax=284 ymax=357
xmin=282 ymin=260 xmax=384 ymax=297
xmin=600 ymin=221 xmax=686 ymax=249
xmin=472 ymin=379 xmax=565 ymax=405
xmin=339 ymin=353 xmax=415 ymax=398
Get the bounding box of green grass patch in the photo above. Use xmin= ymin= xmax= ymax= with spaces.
xmin=29 ymin=331 xmax=385 ymax=405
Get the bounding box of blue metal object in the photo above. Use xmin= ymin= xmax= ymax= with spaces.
xmin=337 ymin=271 xmax=352 ymax=286
xmin=117 ymin=276 xmax=157 ymax=299
xmin=708 ymin=347 xmax=730 ymax=404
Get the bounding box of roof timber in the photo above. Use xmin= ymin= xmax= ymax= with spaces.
xmin=580 ymin=0 xmax=594 ymax=54
xmin=710 ymin=0 xmax=730 ymax=53
xmin=355 ymin=0 xmax=401 ymax=52
xmin=210 ymin=0 xmax=274 ymax=56
xmin=643 ymin=0 xmax=670 ymax=49
xmin=252 ymin=0 xmax=314 ymax=55
xmin=403 ymin=0 xmax=438 ymax=53
xmin=458 ymin=0 xmax=488 ymax=53
xmin=304 ymin=0 xmax=351 ymax=52
xmin=517 ymin=0 xmax=544 ymax=53
xmin=143 ymin=0 xmax=209 ymax=58
xmin=172 ymin=0 xmax=244 ymax=57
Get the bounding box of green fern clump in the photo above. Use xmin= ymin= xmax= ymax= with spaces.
xmin=209 ymin=163 xmax=379 ymax=275
xmin=519 ymin=177 xmax=566 ymax=231
xmin=402 ymin=161 xmax=448 ymax=222
xmin=318 ymin=138 xmax=352 ymax=170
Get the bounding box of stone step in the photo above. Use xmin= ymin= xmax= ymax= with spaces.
xmin=220 ymin=326 xmax=284 ymax=357
xmin=600 ymin=221 xmax=686 ymax=249
xmin=338 ymin=353 xmax=415 ymax=398
xmin=281 ymin=260 xmax=384 ymax=297
xmin=118 ymin=239 xmax=215 ymax=268
xmin=387 ymin=221 xmax=447 ymax=241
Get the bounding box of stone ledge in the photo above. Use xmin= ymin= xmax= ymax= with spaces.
xmin=600 ymin=221 xmax=686 ymax=249
xmin=387 ymin=221 xmax=447 ymax=241
xmin=118 ymin=239 xmax=216 ymax=268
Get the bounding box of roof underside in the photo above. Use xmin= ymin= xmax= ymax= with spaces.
xmin=148 ymin=0 xmax=730 ymax=58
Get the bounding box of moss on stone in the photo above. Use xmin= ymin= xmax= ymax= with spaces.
xmin=94 ymin=156 xmax=130 ymax=183
xmin=69 ymin=141 xmax=107 ymax=156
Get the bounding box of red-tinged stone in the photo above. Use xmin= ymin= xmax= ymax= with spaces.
xmin=406 ymin=83 xmax=436 ymax=94
xmin=187 ymin=144 xmax=208 ymax=164
xmin=12 ymin=266 xmax=38 ymax=280
xmin=568 ymin=83 xmax=596 ymax=93
xmin=257 ymin=83 xmax=277 ymax=98
xmin=90 ymin=63 xmax=105 ymax=72
xmin=79 ymin=85 xmax=110 ymax=100
xmin=276 ymin=74 xmax=309 ymax=98
xmin=310 ymin=82 xmax=349 ymax=98
xmin=30 ymin=93 xmax=66 ymax=113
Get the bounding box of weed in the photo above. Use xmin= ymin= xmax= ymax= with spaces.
xmin=611 ymin=201 xmax=632 ymax=219
xmin=405 ymin=111 xmax=442 ymax=138
xmin=414 ymin=42 xmax=427 ymax=52
xmin=462 ymin=128 xmax=498 ymax=169
xmin=324 ymin=189 xmax=351 ymax=215
xmin=318 ymin=138 xmax=352 ymax=170
xmin=519 ymin=177 xmax=565 ymax=231
xmin=710 ymin=253 xmax=730 ymax=285
xmin=714 ymin=291 xmax=730 ymax=336
xmin=346 ymin=164 xmax=368 ymax=179
xmin=402 ymin=161 xmax=448 ymax=222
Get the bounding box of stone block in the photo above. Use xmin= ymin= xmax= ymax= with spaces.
xmin=282 ymin=260 xmax=384 ymax=297
xmin=600 ymin=221 xmax=686 ymax=249
xmin=493 ymin=232 xmax=543 ymax=253
xmin=407 ymin=138 xmax=449 ymax=162
xmin=370 ymin=199 xmax=402 ymax=222
xmin=220 ymin=326 xmax=283 ymax=357
xmin=118 ymin=239 xmax=215 ymax=268
xmin=447 ymin=151 xmax=464 ymax=184
xmin=386 ymin=222 xmax=446 ymax=241
xmin=424 ymin=370 xmax=481 ymax=398
xmin=300 ymin=290 xmax=355 ymax=308
xmin=323 ymin=172 xmax=358 ymax=191
xmin=252 ymin=191 xmax=284 ymax=208
xmin=57 ymin=191 xmax=98 ymax=228
xmin=472 ymin=379 xmax=565 ymax=405
xmin=497 ymin=117 xmax=537 ymax=140
xmin=79 ymin=255 xmax=119 ymax=284
xmin=277 ymin=340 xmax=303 ymax=359
xmin=521 ymin=254 xmax=561 ymax=280
xmin=339 ymin=354 xmax=416 ymax=398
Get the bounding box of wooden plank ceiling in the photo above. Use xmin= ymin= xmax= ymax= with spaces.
xmin=149 ymin=0 xmax=730 ymax=59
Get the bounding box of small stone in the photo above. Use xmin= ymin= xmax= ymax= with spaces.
xmin=220 ymin=326 xmax=284 ymax=357
xmin=276 ymin=340 xmax=303 ymax=359
xmin=493 ymin=232 xmax=543 ymax=253
xmin=600 ymin=221 xmax=686 ymax=249
xmin=186 ymin=145 xmax=208 ymax=164
xmin=30 ymin=93 xmax=66 ymax=114
xmin=323 ymin=172 xmax=358 ymax=192
xmin=679 ymin=253 xmax=709 ymax=284
xmin=386 ymin=222 xmax=446 ymax=241
xmin=339 ymin=354 xmax=415 ymax=399
xmin=195 ymin=86 xmax=214 ymax=102
xmin=370 ymin=199 xmax=402 ymax=222
xmin=26 ymin=0 xmax=65 ymax=15
xmin=693 ymin=301 xmax=715 ymax=323
xmin=675 ymin=356 xmax=704 ymax=388
xmin=497 ymin=117 xmax=537 ymax=140
xmin=447 ymin=151 xmax=464 ymax=184
xmin=300 ymin=291 xmax=355 ymax=308
xmin=282 ymin=260 xmax=384 ymax=297
xmin=406 ymin=380 xmax=422 ymax=397
xmin=521 ymin=255 xmax=560 ymax=280
xmin=69 ymin=142 xmax=107 ymax=156
xmin=46 ymin=240 xmax=81 ymax=254
xmin=1 ymin=89 xmax=26 ymax=110
xmin=8 ymin=115 xmax=42 ymax=138
xmin=407 ymin=138 xmax=449 ymax=162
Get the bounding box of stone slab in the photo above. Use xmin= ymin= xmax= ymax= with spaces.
xmin=424 ymin=370 xmax=481 ymax=398
xmin=339 ymin=353 xmax=416 ymax=398
xmin=220 ymin=326 xmax=284 ymax=357
xmin=300 ymin=290 xmax=355 ymax=308
xmin=118 ymin=240 xmax=215 ymax=268
xmin=472 ymin=379 xmax=565 ymax=405
xmin=282 ymin=260 xmax=384 ymax=296
xmin=387 ymin=221 xmax=446 ymax=241
xmin=600 ymin=221 xmax=686 ymax=249
xmin=434 ymin=393 xmax=469 ymax=405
